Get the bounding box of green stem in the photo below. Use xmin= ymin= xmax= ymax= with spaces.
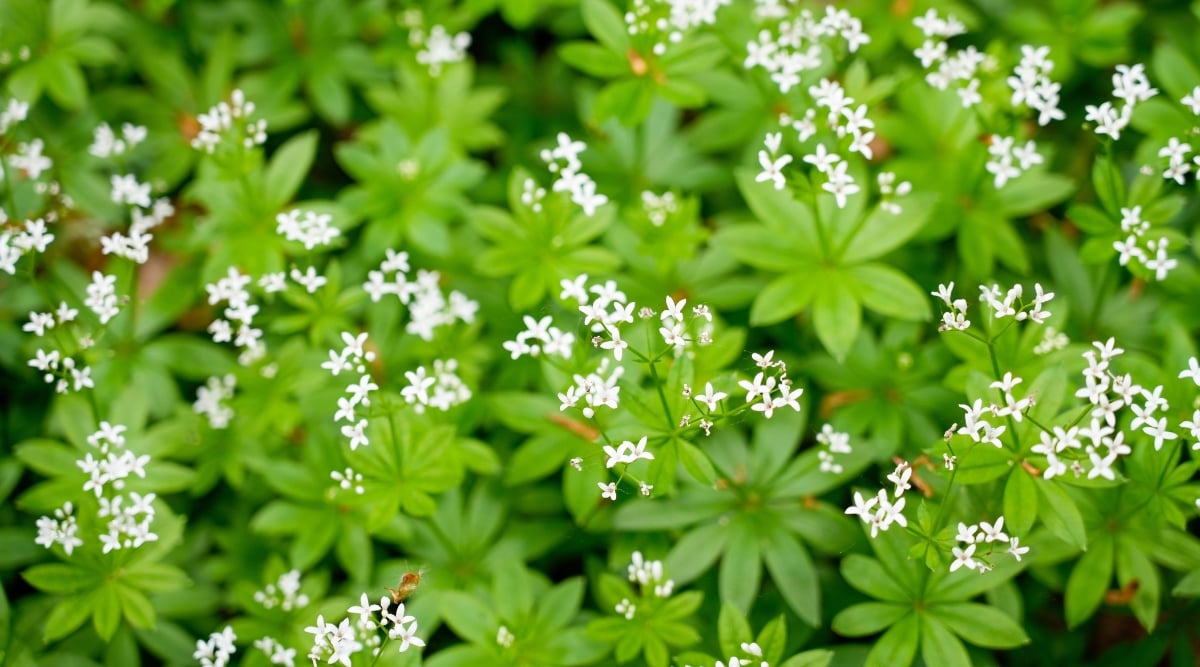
xmin=644 ymin=325 xmax=674 ymax=430
xmin=986 ymin=341 xmax=1022 ymax=452
xmin=1087 ymin=261 xmax=1113 ymax=335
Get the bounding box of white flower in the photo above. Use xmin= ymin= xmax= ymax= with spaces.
xmin=696 ymin=382 xmax=727 ymax=412
xmin=950 ymin=543 xmax=978 ymax=572
xmin=756 ymin=150 xmax=792 ymax=190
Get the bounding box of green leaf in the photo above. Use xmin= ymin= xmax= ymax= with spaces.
xmin=44 ymin=593 xmax=93 ymax=642
xmin=749 ymin=271 xmax=818 ymax=325
xmin=1037 ymin=479 xmax=1087 ymax=550
xmin=1091 ymin=156 xmax=1125 ymax=216
xmin=865 ymin=612 xmax=919 ymax=667
xmin=757 ymin=615 xmax=787 ymax=665
xmin=849 ymin=263 xmax=931 ymax=321
xmin=1003 ymin=467 xmax=1038 ymax=536
xmin=678 ymin=439 xmax=717 ymax=486
xmin=290 ymin=515 xmax=339 ymax=570
xmin=23 ymin=563 xmax=98 ymax=594
xmin=264 ymin=130 xmax=318 ymax=209
xmin=1065 ymin=533 xmax=1113 ymax=628
xmin=734 ymin=170 xmax=822 ymax=253
xmin=718 ymin=602 xmax=752 ymax=659
xmin=762 ymin=527 xmax=820 ymax=626
xmin=593 ymin=78 xmax=654 ymax=125
xmin=534 ymin=578 xmax=585 ymax=634
xmin=44 ymin=55 xmax=88 ymax=110
xmin=841 ymin=193 xmax=936 ymax=263
xmin=1174 ymin=569 xmax=1200 ymax=597
xmin=660 ymin=34 xmax=726 ymax=75
xmin=842 ymin=554 xmax=910 ymax=602
xmin=930 ymin=602 xmax=1029 ymax=648
xmin=335 ymin=523 xmax=373 ymax=583
xmin=1116 ymin=539 xmax=1160 ymax=631
xmin=919 ymin=615 xmax=971 ymax=667
xmin=581 ymin=0 xmax=630 ymax=54
xmin=714 ymin=225 xmax=808 ymax=272
xmin=954 ymin=443 xmax=1013 ymax=484
xmin=440 ymin=591 xmax=498 ymax=644
xmin=812 ymin=278 xmax=860 ymax=362
xmin=719 ymin=517 xmax=761 ymax=614
xmin=780 ymin=650 xmax=834 ymax=667
xmin=14 ymin=439 xmax=78 ymax=477
xmin=996 ymin=173 xmax=1075 ymax=217
xmin=1152 ymin=43 xmax=1200 ymax=102
xmin=832 ymin=602 xmax=909 ymax=636
xmin=665 ymin=522 xmax=728 ymax=585
xmin=93 ymin=582 xmax=123 ymax=640
xmin=118 ymin=585 xmax=156 ymax=629
xmin=125 ymin=563 xmax=190 ymax=594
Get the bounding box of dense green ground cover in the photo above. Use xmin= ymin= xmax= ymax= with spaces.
xmin=3 ymin=1 xmax=1200 ymax=666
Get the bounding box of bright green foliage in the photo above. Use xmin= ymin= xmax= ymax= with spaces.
xmin=3 ymin=1 xmax=1200 ymax=667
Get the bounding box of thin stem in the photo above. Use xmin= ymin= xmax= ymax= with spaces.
xmin=986 ymin=341 xmax=1022 ymax=452
xmin=644 ymin=324 xmax=674 ymax=430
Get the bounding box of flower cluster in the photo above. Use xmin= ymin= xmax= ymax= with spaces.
xmin=503 ymin=315 xmax=575 ymax=359
xmin=324 ymin=332 xmax=378 ymax=451
xmin=952 ymin=517 xmax=1029 ymax=573
xmin=25 ymin=300 xmax=98 ymax=395
xmin=1151 ymin=87 xmax=1200 ymax=185
xmin=912 ymin=9 xmax=982 ymax=106
xmin=89 ymin=121 xmax=147 ymax=158
xmin=743 ymin=6 xmax=869 ymax=95
xmin=1033 ymin=326 xmax=1070 ymax=355
xmin=1 ymin=215 xmax=54 ymax=274
xmin=85 ymin=270 xmax=121 ymax=324
xmin=34 ymin=502 xmax=83 ymax=556
xmin=253 ymin=569 xmax=310 ymax=611
xmin=520 ymin=177 xmax=546 ymax=212
xmin=624 ymin=0 xmax=730 ymax=56
xmin=193 ymin=626 xmax=237 ymax=667
xmin=400 ymin=359 xmax=472 ymax=414
xmin=559 ymin=358 xmax=625 ymax=419
xmin=205 ymin=267 xmax=266 ymax=366
xmin=1007 ymin=45 xmax=1065 ymax=125
xmin=540 ymin=132 xmax=608 ymax=216
xmin=876 ymin=171 xmax=913 ymax=215
xmin=933 ymin=281 xmax=1054 ymax=333
xmin=305 ymin=593 xmax=424 ymax=666
xmin=1033 ymin=338 xmax=1178 ymax=480
xmin=710 ymin=641 xmax=766 ymax=667
xmin=641 ymin=190 xmax=679 ymax=226
xmin=603 ymin=436 xmax=654 ymax=469
xmin=330 ymin=467 xmax=366 ymax=496
xmin=1112 ymin=205 xmax=1178 ymax=280
xmin=194 ymin=374 xmax=237 ymax=429
xmin=275 ymin=208 xmax=340 ymax=250
xmin=362 ymin=249 xmax=478 ymax=340
xmin=657 ymin=295 xmax=714 ymax=354
xmin=0 ymin=96 xmax=29 ymax=134
xmin=736 ymin=350 xmax=803 ymax=420
xmin=627 ymin=550 xmax=675 ymax=598
xmin=191 ymin=89 xmax=267 ymax=153
xmin=252 ymin=636 xmax=296 ymax=667
xmin=566 ymin=274 xmax=638 ymax=360
xmin=816 ymin=424 xmax=852 ymax=474
xmin=71 ymin=422 xmax=158 ymax=554
xmin=845 ymin=460 xmax=912 ymax=537
xmin=980 ymin=282 xmax=1053 ymax=322
xmin=1084 ymin=63 xmax=1157 ymax=141
xmin=403 ymin=10 xmax=471 ymax=77
xmin=985 ymin=135 xmax=1043 ymax=188
xmin=9 ymin=138 xmax=53 ymax=179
